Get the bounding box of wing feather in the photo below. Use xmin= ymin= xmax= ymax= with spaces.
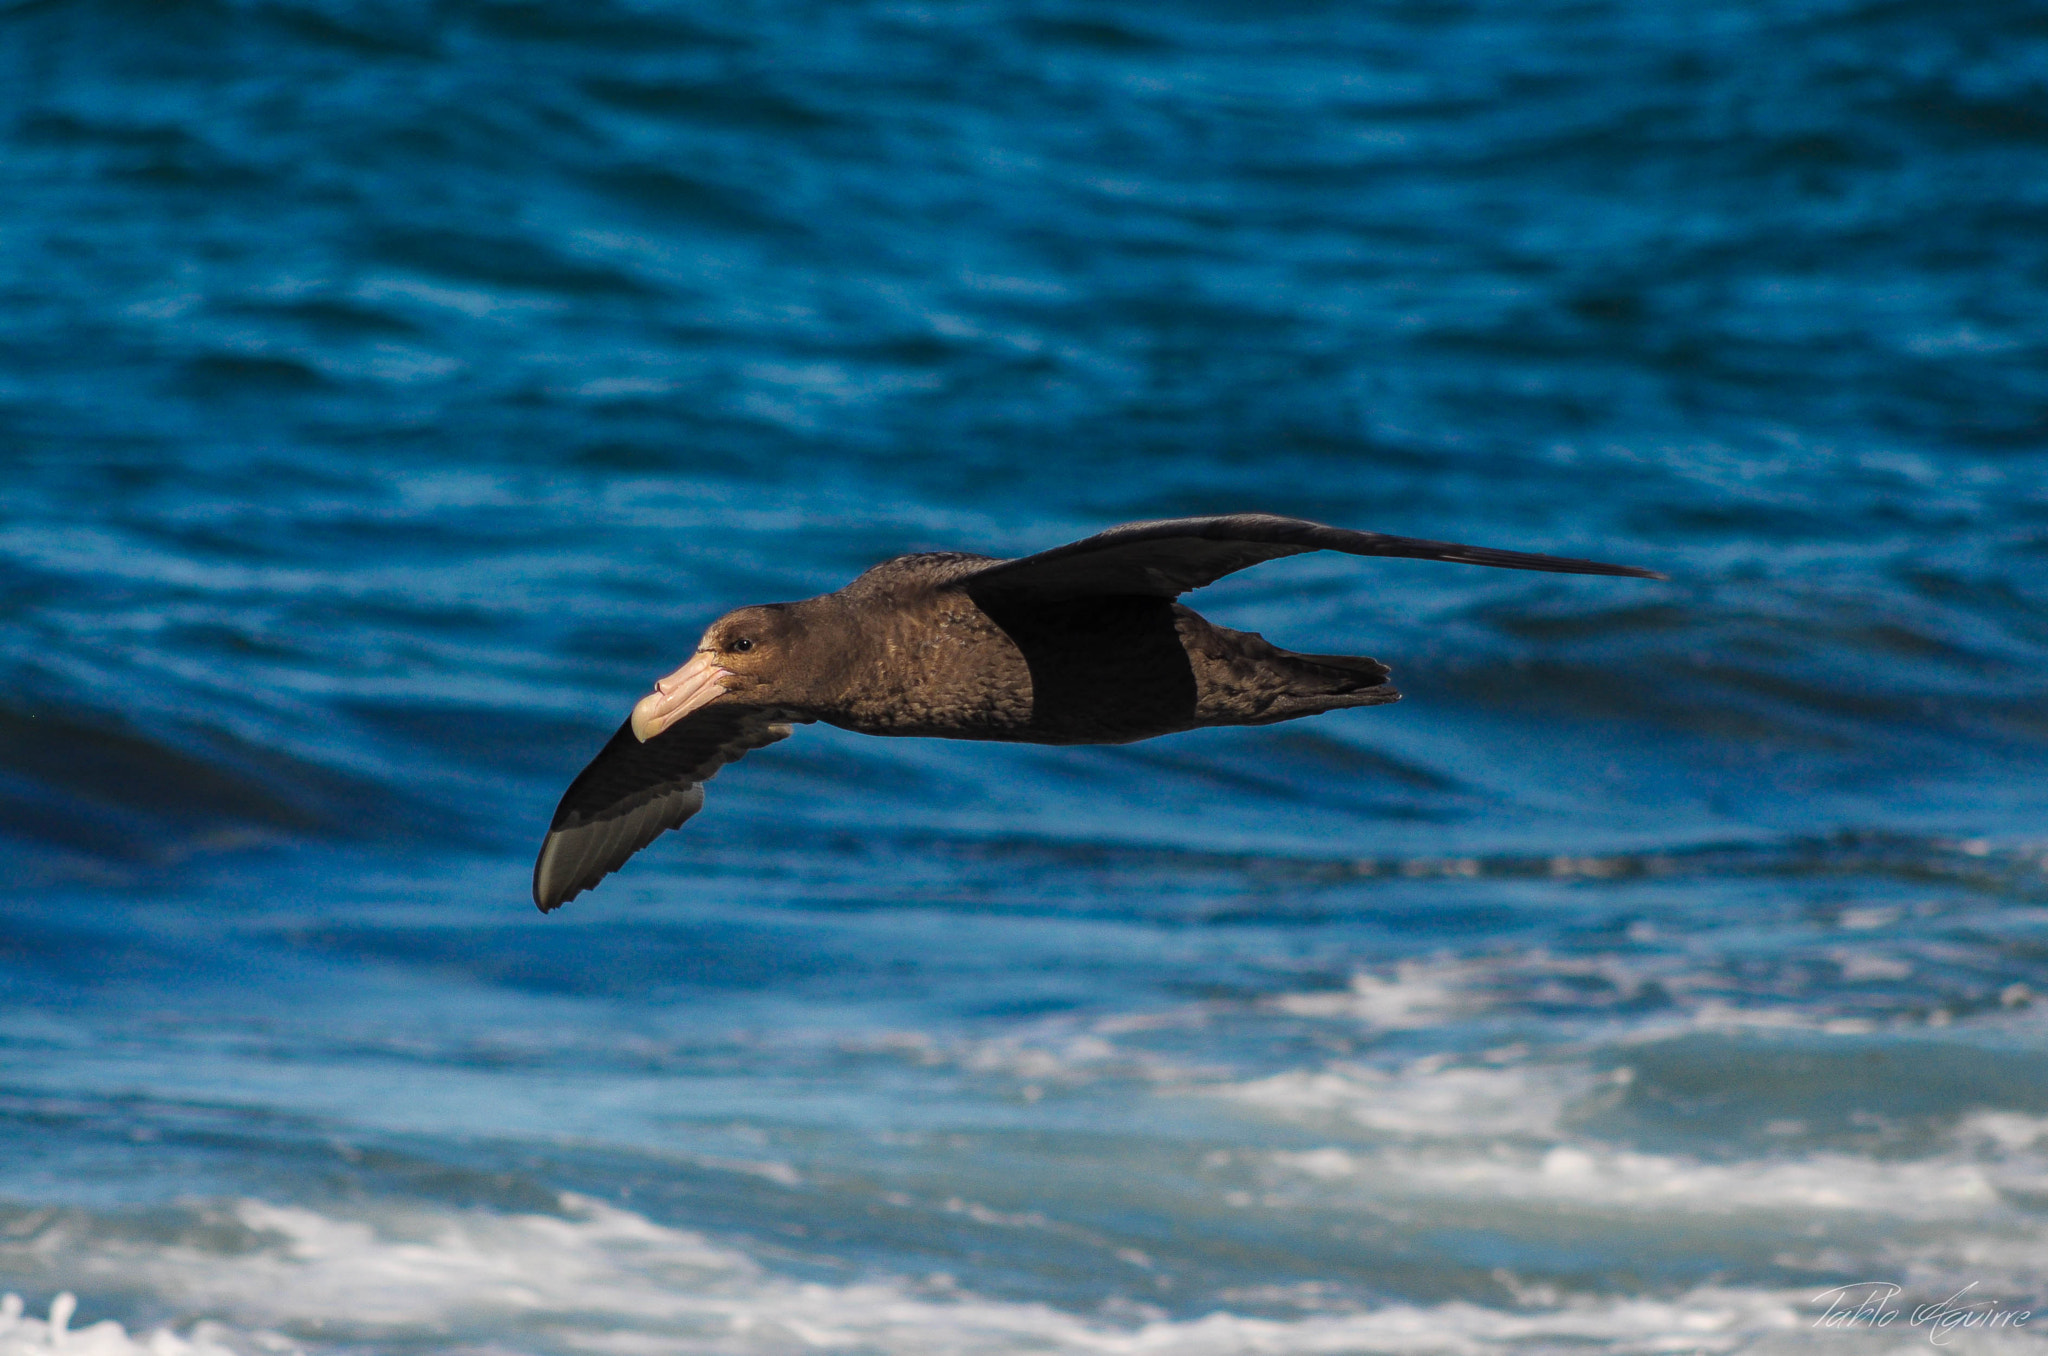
xmin=532 ymin=706 xmax=793 ymax=911
xmin=951 ymin=513 xmax=1662 ymax=598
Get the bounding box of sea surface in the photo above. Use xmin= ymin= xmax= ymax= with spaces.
xmin=3 ymin=0 xmax=2048 ymax=1352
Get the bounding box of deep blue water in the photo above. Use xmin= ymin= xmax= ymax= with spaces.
xmin=4 ymin=1 xmax=2048 ymax=1352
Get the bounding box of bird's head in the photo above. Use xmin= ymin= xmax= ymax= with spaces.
xmin=630 ymin=603 xmax=808 ymax=742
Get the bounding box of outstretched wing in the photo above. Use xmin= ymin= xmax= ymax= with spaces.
xmin=532 ymin=705 xmax=795 ymax=912
xmin=951 ymin=514 xmax=1663 ymax=598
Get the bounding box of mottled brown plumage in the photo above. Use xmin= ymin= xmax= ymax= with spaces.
xmin=534 ymin=514 xmax=1661 ymax=910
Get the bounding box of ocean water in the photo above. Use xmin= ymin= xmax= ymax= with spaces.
xmin=4 ymin=0 xmax=2048 ymax=1351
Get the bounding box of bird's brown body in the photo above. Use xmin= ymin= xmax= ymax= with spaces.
xmin=787 ymin=552 xmax=1395 ymax=745
xmin=533 ymin=514 xmax=1661 ymax=911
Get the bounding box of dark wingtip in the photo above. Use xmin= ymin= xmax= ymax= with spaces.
xmin=1474 ymin=553 xmax=1666 ymax=580
xmin=533 ymin=869 xmax=584 ymax=912
xmin=532 ymin=847 xmax=576 ymax=913
xmin=1494 ymin=553 xmax=1665 ymax=580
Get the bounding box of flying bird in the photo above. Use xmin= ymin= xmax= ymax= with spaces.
xmin=533 ymin=514 xmax=1661 ymax=910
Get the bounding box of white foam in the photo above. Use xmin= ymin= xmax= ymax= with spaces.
xmin=1217 ymin=1056 xmax=2043 ymax=1220
xmin=855 ymin=1025 xmax=1220 ymax=1086
xmin=0 ymin=1197 xmax=1902 ymax=1356
xmin=17 ymin=1188 xmax=2048 ymax=1356
xmin=1264 ymin=1142 xmax=2003 ymax=1219
xmin=1223 ymin=1060 xmax=1605 ymax=1139
xmin=1257 ymin=945 xmax=2034 ymax=1043
xmin=0 ymin=1292 xmax=272 ymax=1356
xmin=1959 ymin=1111 xmax=2048 ymax=1152
xmin=1266 ymin=963 xmax=1479 ymax=1028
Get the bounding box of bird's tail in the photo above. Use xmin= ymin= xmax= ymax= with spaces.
xmin=1252 ymin=650 xmax=1401 ymax=722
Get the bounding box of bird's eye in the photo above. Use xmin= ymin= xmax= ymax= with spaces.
xmin=729 ymin=637 xmax=754 ymax=653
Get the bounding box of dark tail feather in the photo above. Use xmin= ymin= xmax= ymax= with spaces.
xmin=1253 ymin=651 xmax=1401 ymax=722
xmin=1294 ymin=652 xmax=1392 ymax=686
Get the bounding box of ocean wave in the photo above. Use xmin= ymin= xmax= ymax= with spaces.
xmin=10 ymin=1187 xmax=2048 ymax=1355
xmin=0 ymin=1194 xmax=1912 ymax=1356
xmin=0 ymin=701 xmax=443 ymax=869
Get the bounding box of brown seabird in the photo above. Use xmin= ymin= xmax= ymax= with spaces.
xmin=533 ymin=513 xmax=1661 ymax=910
